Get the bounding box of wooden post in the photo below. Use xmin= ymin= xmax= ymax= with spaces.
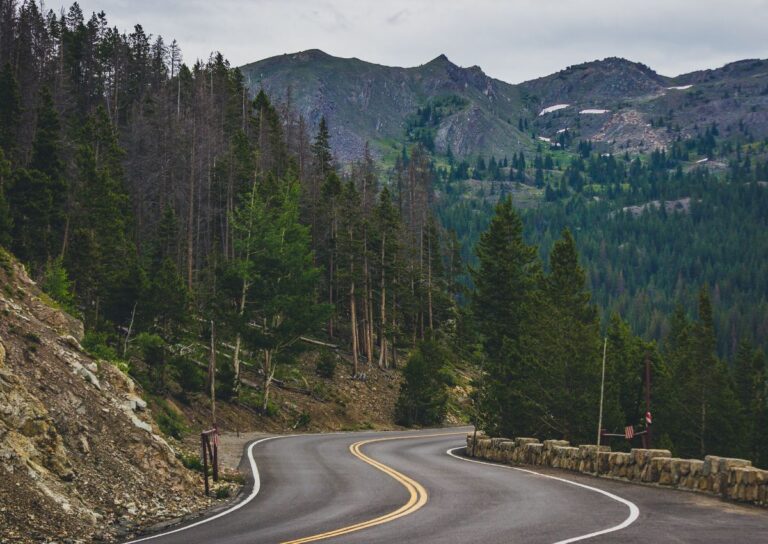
xmin=597 ymin=337 xmax=608 ymax=448
xmin=201 ymin=433 xmax=209 ymax=495
xmin=645 ymin=353 xmax=653 ymax=449
xmin=212 ymin=426 xmax=219 ymax=482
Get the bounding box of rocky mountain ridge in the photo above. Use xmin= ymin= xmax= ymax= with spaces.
xmin=239 ymin=51 xmax=768 ymax=161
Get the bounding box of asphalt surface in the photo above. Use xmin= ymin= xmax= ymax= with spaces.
xmin=126 ymin=428 xmax=768 ymax=544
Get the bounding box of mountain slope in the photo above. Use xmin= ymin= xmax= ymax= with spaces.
xmin=240 ymin=51 xmax=768 ymax=161
xmin=0 ymin=250 xmax=210 ymax=542
xmin=240 ymin=49 xmax=532 ymax=161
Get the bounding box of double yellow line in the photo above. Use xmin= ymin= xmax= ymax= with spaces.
xmin=281 ymin=432 xmax=464 ymax=544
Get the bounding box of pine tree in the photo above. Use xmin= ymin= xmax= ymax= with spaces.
xmin=230 ymin=178 xmax=330 ymax=412
xmin=143 ymin=257 xmax=188 ymax=338
xmin=687 ymin=287 xmax=742 ymax=457
xmin=733 ymin=341 xmax=768 ymax=463
xmin=539 ymin=229 xmax=601 ymax=442
xmin=6 ymin=168 xmax=53 ymax=266
xmin=338 ymin=181 xmax=364 ymax=375
xmin=7 ymin=87 xmax=67 ymax=267
xmin=395 ymin=338 xmax=449 ymax=426
xmin=373 ymin=187 xmax=402 ymax=368
xmin=30 ymin=87 xmax=64 ymax=184
xmin=312 ymin=116 xmax=333 ymax=178
xmin=65 ymin=111 xmax=136 ymax=326
xmin=0 ymin=149 xmax=11 ymax=246
xmin=0 ymin=63 xmax=21 ymax=157
xmin=472 ymin=197 xmax=541 ymax=437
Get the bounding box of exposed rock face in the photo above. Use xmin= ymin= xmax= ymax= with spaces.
xmin=240 ymin=50 xmax=529 ymax=162
xmin=0 ymin=252 xmax=208 ymax=542
xmin=240 ymin=51 xmax=768 ymax=162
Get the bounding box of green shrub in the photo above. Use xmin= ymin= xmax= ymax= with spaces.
xmin=41 ymin=257 xmax=76 ymax=314
xmin=315 ymin=349 xmax=337 ymax=379
xmin=240 ymin=389 xmax=279 ymax=417
xmin=0 ymin=247 xmax=13 ymax=274
xmin=293 ymin=411 xmax=311 ymax=429
xmin=215 ymin=485 xmax=232 ymax=499
xmin=395 ymin=338 xmax=449 ymax=427
xmin=23 ymin=332 xmax=41 ymax=344
xmin=312 ymin=382 xmax=330 ymax=401
xmin=172 ymin=355 xmax=205 ymax=394
xmin=83 ymin=331 xmax=129 ymax=373
xmin=134 ymin=333 xmax=167 ymax=391
xmin=153 ymin=398 xmax=188 ymax=439
xmin=83 ymin=332 xmax=118 ymax=360
xmin=177 ymin=451 xmax=204 ymax=472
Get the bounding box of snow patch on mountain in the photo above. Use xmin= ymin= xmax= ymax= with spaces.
xmin=538 ymin=104 xmax=570 ymax=116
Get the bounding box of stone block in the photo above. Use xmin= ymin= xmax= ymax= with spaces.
xmin=543 ymin=439 xmax=570 ymax=451
xmin=631 ymin=448 xmax=672 ymax=466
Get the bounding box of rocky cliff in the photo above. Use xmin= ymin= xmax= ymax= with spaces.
xmin=239 ymin=51 xmax=768 ymax=161
xmin=0 ymin=249 xmax=207 ymax=542
xmin=240 ymin=49 xmax=530 ymax=162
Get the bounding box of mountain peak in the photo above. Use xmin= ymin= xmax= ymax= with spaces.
xmin=426 ymin=53 xmax=455 ymax=67
xmin=289 ymin=49 xmax=333 ymax=62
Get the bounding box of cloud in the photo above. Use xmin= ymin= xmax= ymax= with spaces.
xmin=60 ymin=0 xmax=768 ymax=82
xmin=386 ymin=9 xmax=409 ymax=25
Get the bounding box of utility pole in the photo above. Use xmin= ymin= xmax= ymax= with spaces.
xmin=209 ymin=320 xmax=216 ymax=426
xmin=644 ymin=353 xmax=652 ymax=449
xmin=597 ymin=337 xmax=608 ymax=448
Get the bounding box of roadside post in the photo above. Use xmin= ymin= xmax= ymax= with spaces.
xmin=597 ymin=337 xmax=607 ymax=449
xmin=599 ymin=352 xmax=653 ymax=449
xmin=201 ymin=425 xmax=220 ymax=495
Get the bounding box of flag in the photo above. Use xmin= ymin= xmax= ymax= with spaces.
xmin=645 ymin=411 xmax=652 ymax=425
xmin=624 ymin=425 xmax=635 ymax=439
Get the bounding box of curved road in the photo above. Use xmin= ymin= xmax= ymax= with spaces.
xmin=126 ymin=428 xmax=768 ymax=544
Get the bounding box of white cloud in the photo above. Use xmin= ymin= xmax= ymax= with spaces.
xmin=61 ymin=0 xmax=768 ymax=82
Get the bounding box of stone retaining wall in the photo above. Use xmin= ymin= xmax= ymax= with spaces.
xmin=466 ymin=432 xmax=768 ymax=507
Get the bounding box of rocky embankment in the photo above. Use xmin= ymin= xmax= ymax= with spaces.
xmin=0 ymin=250 xmax=208 ymax=542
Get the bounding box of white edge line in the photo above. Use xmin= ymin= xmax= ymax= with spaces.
xmin=123 ymin=435 xmax=290 ymax=544
xmin=446 ymin=447 xmax=640 ymax=544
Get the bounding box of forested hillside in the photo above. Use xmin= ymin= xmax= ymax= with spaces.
xmin=471 ymin=199 xmax=767 ymax=467
xmin=0 ymin=2 xmax=463 ymax=431
xmin=0 ymin=1 xmax=765 ymax=471
xmin=436 ymin=143 xmax=768 ymax=359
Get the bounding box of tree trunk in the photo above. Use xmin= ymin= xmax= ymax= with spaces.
xmin=209 ymin=320 xmax=217 ymax=425
xmin=391 ymin=290 xmax=398 ymax=369
xmin=427 ymin=228 xmax=434 ymax=331
xmin=262 ymin=349 xmax=274 ymax=414
xmin=328 ymin=247 xmax=334 ymax=338
xmin=350 ymin=274 xmax=359 ymax=377
xmin=377 ymin=232 xmax=387 ymax=369
xmin=186 ymin=125 xmax=195 ymax=291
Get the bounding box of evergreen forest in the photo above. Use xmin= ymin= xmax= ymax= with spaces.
xmin=0 ymin=2 xmax=765 ymax=467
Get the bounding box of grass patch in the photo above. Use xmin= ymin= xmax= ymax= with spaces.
xmin=23 ymin=332 xmax=41 ymax=344
xmin=152 ymin=397 xmax=188 ymax=439
xmin=177 ymin=451 xmax=204 ymax=472
xmin=0 ymin=247 xmax=13 ymax=275
xmin=82 ymin=331 xmax=129 ymax=373
xmin=215 ymin=485 xmax=233 ymax=499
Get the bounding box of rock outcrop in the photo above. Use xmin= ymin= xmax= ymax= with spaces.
xmin=0 ymin=250 xmax=208 ymax=542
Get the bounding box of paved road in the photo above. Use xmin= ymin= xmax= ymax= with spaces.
xmin=126 ymin=428 xmax=768 ymax=544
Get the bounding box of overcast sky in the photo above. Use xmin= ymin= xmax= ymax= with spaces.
xmin=59 ymin=0 xmax=768 ymax=83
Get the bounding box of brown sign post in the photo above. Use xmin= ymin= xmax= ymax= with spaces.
xmin=201 ymin=425 xmax=220 ymax=495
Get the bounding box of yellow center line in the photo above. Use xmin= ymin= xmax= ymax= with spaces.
xmin=280 ymin=431 xmax=465 ymax=544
